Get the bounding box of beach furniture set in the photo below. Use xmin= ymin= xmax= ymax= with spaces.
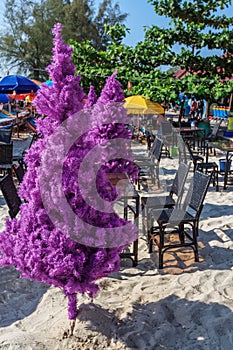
xmin=129 ymin=119 xmax=233 ymax=268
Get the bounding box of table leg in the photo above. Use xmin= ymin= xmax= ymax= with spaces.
xmin=223 ymin=152 xmax=230 ymax=190
xmin=133 ymin=196 xmax=140 ymax=266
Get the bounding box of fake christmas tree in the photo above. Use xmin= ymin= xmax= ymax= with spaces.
xmin=0 ymin=23 xmax=138 ymax=323
xmin=84 ymin=85 xmax=97 ymax=109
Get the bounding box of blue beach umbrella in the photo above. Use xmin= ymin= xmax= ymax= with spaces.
xmin=41 ymin=80 xmax=53 ymax=86
xmin=0 ymin=94 xmax=10 ymax=103
xmin=0 ymin=75 xmax=40 ymax=94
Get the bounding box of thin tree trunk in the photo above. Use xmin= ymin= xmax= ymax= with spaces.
xmin=205 ymin=101 xmax=209 ymax=118
xmin=228 ymin=93 xmax=233 ymax=111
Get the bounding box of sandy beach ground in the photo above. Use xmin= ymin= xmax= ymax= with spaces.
xmin=0 ymin=136 xmax=233 ymax=350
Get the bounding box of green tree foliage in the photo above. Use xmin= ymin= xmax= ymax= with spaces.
xmin=0 ymin=0 xmax=127 ymax=80
xmin=146 ymin=0 xmax=233 ymax=105
xmin=147 ymin=0 xmax=233 ymax=77
xmin=92 ymin=0 xmax=127 ymax=49
xmin=72 ymin=0 xmax=233 ymax=108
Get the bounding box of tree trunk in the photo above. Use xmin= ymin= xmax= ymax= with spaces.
xmin=67 ymin=293 xmax=78 ymax=320
xmin=205 ymin=101 xmax=209 ymax=118
xmin=228 ymin=93 xmax=233 ymax=111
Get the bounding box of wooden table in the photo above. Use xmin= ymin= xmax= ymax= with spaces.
xmin=208 ymin=140 xmax=233 ymax=189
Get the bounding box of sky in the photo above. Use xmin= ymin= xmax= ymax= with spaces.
xmin=115 ymin=0 xmax=233 ymax=46
xmin=99 ymin=0 xmax=169 ymax=47
xmin=0 ymin=0 xmax=166 ymax=77
xmin=0 ymin=0 xmax=232 ymax=76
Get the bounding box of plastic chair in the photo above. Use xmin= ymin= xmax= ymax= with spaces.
xmin=149 ymin=170 xmax=212 ymax=268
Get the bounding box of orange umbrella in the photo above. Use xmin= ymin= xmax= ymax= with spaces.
xmin=9 ymin=90 xmax=36 ymax=101
xmin=7 ymin=78 xmax=40 ymax=101
xmin=30 ymin=79 xmax=41 ymax=86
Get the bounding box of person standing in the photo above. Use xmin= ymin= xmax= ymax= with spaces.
xmin=197 ymin=99 xmax=204 ymax=118
xmin=190 ymin=97 xmax=197 ymax=118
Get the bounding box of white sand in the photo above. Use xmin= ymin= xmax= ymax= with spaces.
xmin=0 ymin=141 xmax=233 ymax=350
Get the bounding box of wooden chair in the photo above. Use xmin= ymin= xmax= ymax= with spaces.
xmin=149 ymin=170 xmax=212 ymax=268
xmin=141 ymin=161 xmax=191 ymax=240
xmin=0 ymin=174 xmax=22 ymax=218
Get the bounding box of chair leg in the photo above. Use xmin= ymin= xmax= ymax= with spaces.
xmin=158 ymin=224 xmax=165 ymax=269
xmin=193 ymin=223 xmax=199 ymax=262
xmin=159 ymin=251 xmax=164 ymax=269
xmin=215 ymin=170 xmax=219 ymax=192
xmin=141 ymin=201 xmax=147 ymax=236
xmin=178 ymin=223 xmax=185 ymax=244
xmin=155 ymin=165 xmax=160 ymax=188
xmin=149 ymin=226 xmax=153 ymax=254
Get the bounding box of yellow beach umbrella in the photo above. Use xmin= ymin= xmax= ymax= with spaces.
xmin=124 ymin=95 xmax=164 ymax=115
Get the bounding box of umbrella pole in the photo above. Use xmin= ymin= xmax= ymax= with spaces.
xmin=16 ymin=112 xmax=20 ymax=138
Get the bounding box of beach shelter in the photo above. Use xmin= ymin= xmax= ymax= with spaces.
xmin=41 ymin=80 xmax=53 ymax=86
xmin=0 ymin=75 xmax=40 ymax=94
xmin=8 ymin=91 xmax=36 ymax=101
xmin=31 ymin=79 xmax=41 ymax=86
xmin=0 ymin=94 xmax=10 ymax=103
xmin=124 ymin=95 xmax=164 ymax=115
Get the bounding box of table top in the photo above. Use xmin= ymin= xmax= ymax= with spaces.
xmin=177 ymin=127 xmax=202 ymax=132
xmin=209 ymin=140 xmax=233 ymax=152
xmin=106 ymin=172 xmax=139 ymax=199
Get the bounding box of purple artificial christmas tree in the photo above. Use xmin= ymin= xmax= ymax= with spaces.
xmin=0 ymin=23 xmax=138 ymax=324
xmin=84 ymin=85 xmax=97 ymax=109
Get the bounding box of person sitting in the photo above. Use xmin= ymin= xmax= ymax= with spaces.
xmin=197 ymin=118 xmax=211 ymax=138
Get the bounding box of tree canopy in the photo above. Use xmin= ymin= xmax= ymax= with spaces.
xmin=0 ymin=0 xmax=127 ymax=80
xmin=72 ymin=0 xmax=233 ymax=107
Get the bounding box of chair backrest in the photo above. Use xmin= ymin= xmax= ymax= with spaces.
xmin=183 ymin=139 xmax=194 ymax=160
xmin=0 ymin=128 xmax=12 ymax=143
xmin=177 ymin=134 xmax=189 ymax=164
xmin=0 ymin=174 xmax=22 ymax=218
xmin=148 ymin=135 xmax=157 ymax=154
xmin=183 ymin=170 xmax=212 ymax=218
xmin=151 ymin=137 xmax=163 ymax=162
xmin=12 ymin=133 xmax=35 ymax=163
xmin=14 ymin=163 xmax=26 ymax=183
xmin=21 ymin=134 xmax=35 ymax=153
xmin=210 ymin=121 xmax=222 ymax=139
xmin=180 ymin=136 xmax=201 ymax=168
xmin=170 ymin=162 xmax=191 ymax=202
xmin=160 ymin=120 xmax=173 ymax=136
xmin=0 ymin=142 xmax=13 ymax=165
